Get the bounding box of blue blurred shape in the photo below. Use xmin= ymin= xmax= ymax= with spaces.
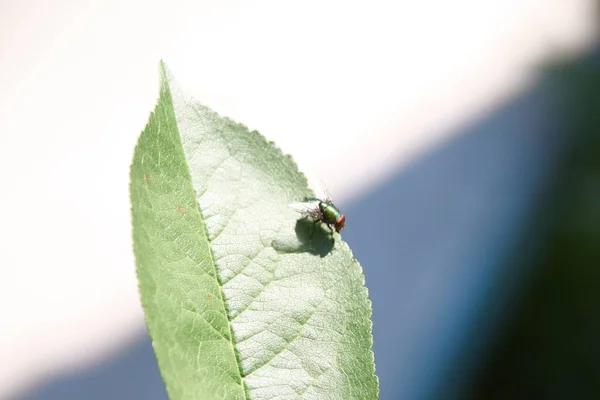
xmin=17 ymin=334 xmax=167 ymax=400
xmin=343 ymin=85 xmax=565 ymax=400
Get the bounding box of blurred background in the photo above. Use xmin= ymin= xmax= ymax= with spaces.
xmin=1 ymin=1 xmax=599 ymax=399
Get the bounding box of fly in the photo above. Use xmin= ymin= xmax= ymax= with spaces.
xmin=289 ymin=184 xmax=346 ymax=233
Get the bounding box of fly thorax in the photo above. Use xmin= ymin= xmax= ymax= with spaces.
xmin=320 ymin=202 xmax=342 ymax=225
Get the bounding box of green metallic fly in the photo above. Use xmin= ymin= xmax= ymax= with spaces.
xmin=289 ymin=185 xmax=346 ymax=233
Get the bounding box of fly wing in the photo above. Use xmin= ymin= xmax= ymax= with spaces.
xmin=305 ymin=175 xmax=334 ymax=204
xmin=321 ymin=184 xmax=334 ymax=204
xmin=288 ymin=201 xmax=322 ymax=219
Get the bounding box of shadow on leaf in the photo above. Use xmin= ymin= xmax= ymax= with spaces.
xmin=294 ymin=218 xmax=335 ymax=257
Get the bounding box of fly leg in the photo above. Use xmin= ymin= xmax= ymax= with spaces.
xmin=310 ymin=207 xmax=327 ymax=239
xmin=308 ymin=219 xmax=319 ymax=239
xmin=309 ymin=220 xmax=333 ymax=240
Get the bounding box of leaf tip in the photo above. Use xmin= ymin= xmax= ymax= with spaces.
xmin=158 ymin=60 xmax=174 ymax=93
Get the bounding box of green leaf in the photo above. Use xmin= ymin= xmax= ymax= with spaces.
xmin=130 ymin=62 xmax=378 ymax=400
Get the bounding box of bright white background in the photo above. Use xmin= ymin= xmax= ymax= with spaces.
xmin=0 ymin=1 xmax=596 ymax=398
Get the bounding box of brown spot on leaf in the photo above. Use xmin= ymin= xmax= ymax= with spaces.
xmin=144 ymin=174 xmax=150 ymax=182
xmin=177 ymin=206 xmax=186 ymax=214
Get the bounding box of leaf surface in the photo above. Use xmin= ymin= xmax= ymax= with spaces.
xmin=130 ymin=63 xmax=378 ymax=400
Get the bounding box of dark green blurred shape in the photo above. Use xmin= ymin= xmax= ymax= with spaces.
xmin=465 ymin=54 xmax=600 ymax=399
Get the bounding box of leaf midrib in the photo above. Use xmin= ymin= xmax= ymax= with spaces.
xmin=161 ymin=68 xmax=249 ymax=399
